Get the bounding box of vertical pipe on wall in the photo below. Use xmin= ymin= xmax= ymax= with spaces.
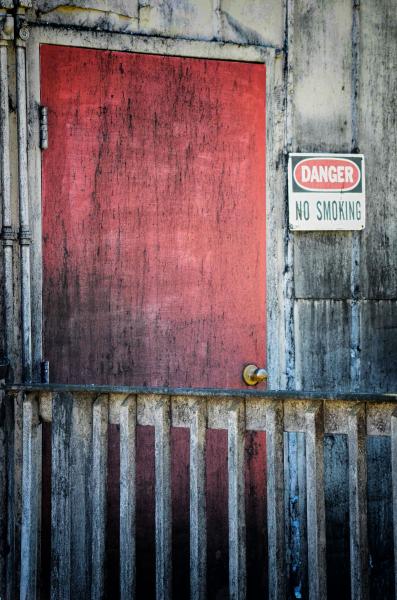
xmin=0 ymin=33 xmax=14 ymax=375
xmin=15 ymin=16 xmax=32 ymax=383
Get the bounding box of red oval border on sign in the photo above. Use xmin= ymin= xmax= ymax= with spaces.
xmin=293 ymin=157 xmax=361 ymax=192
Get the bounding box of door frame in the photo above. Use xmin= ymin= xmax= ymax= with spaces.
xmin=26 ymin=25 xmax=288 ymax=388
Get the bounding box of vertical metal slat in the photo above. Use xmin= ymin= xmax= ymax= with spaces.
xmin=120 ymin=395 xmax=137 ymax=600
xmin=155 ymin=397 xmax=172 ymax=600
xmin=305 ymin=404 xmax=327 ymax=600
xmin=91 ymin=395 xmax=108 ymax=600
xmin=228 ymin=401 xmax=246 ymax=600
xmin=348 ymin=405 xmax=369 ymax=600
xmin=189 ymin=400 xmax=207 ymax=600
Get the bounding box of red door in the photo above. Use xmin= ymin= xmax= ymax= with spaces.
xmin=41 ymin=45 xmax=266 ymax=598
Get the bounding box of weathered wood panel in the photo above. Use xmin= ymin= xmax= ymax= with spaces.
xmin=294 ymin=232 xmax=353 ymax=300
xmin=37 ymin=0 xmax=137 ymax=16
xmin=34 ymin=0 xmax=285 ymax=46
xmin=227 ymin=402 xmax=246 ymax=599
xmin=220 ymin=0 xmax=284 ymax=47
xmin=245 ymin=430 xmax=267 ymax=599
xmin=5 ymin=392 xmax=23 ymax=600
xmin=284 ymin=431 xmax=308 ymax=600
xmin=20 ymin=395 xmax=41 ymax=600
xmin=206 ymin=428 xmax=229 ymax=599
xmin=154 ymin=397 xmax=172 ymax=600
xmin=391 ymin=413 xmax=397 ymax=599
xmin=10 ymin=389 xmax=397 ymax=600
xmin=358 ymin=0 xmax=397 ymax=299
xmin=119 ymin=395 xmax=136 ymax=600
xmin=291 ymin=0 xmax=354 ymax=299
xmin=359 ymin=301 xmax=397 ymax=393
xmin=105 ymin=421 xmax=121 ymax=597
xmin=4 ymin=3 xmax=397 ymax=598
xmin=139 ymin=0 xmax=216 ymax=40
xmin=51 ymin=392 xmax=73 ymax=600
xmin=135 ymin=424 xmax=156 ymax=599
xmin=39 ymin=422 xmax=51 ymax=599
xmin=265 ymin=403 xmax=284 ymax=600
xmin=36 ymin=5 xmax=139 ymax=34
xmin=70 ymin=394 xmax=93 ymax=597
xmin=348 ymin=405 xmax=369 ymax=600
xmin=305 ymin=405 xmax=327 ymax=599
xmin=265 ymin=43 xmax=291 ymax=390
xmin=91 ymin=395 xmax=108 ymax=600
xmin=324 ymin=434 xmax=350 ymax=599
xmin=0 ymin=391 xmax=6 ymax=597
xmin=41 ymin=45 xmax=266 ymax=390
xmin=367 ymin=436 xmax=393 ymax=599
xmin=188 ymin=401 xmax=206 ymax=600
xmin=171 ymin=426 xmax=190 ymax=599
xmin=294 ymin=300 xmax=351 ymax=391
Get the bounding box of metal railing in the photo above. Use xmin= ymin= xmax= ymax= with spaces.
xmin=1 ymin=385 xmax=397 ymax=599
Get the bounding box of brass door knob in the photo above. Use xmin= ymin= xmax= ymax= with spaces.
xmin=242 ymin=364 xmax=268 ymax=386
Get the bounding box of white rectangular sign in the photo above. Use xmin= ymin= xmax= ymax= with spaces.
xmin=288 ymin=153 xmax=365 ymax=231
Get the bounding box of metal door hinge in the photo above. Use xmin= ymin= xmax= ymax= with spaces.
xmin=39 ymin=105 xmax=48 ymax=149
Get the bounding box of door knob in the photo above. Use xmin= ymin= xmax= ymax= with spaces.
xmin=242 ymin=364 xmax=268 ymax=386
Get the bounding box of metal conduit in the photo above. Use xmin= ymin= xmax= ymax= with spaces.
xmin=16 ymin=30 xmax=32 ymax=382
xmin=0 ymin=40 xmax=14 ymax=373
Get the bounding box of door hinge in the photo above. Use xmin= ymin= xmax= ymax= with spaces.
xmin=39 ymin=105 xmax=48 ymax=149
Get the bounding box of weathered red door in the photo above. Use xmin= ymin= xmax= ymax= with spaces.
xmin=41 ymin=45 xmax=266 ymax=598
xmin=41 ymin=46 xmax=266 ymax=388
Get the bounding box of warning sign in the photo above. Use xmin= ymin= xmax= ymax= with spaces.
xmin=288 ymin=153 xmax=365 ymax=231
